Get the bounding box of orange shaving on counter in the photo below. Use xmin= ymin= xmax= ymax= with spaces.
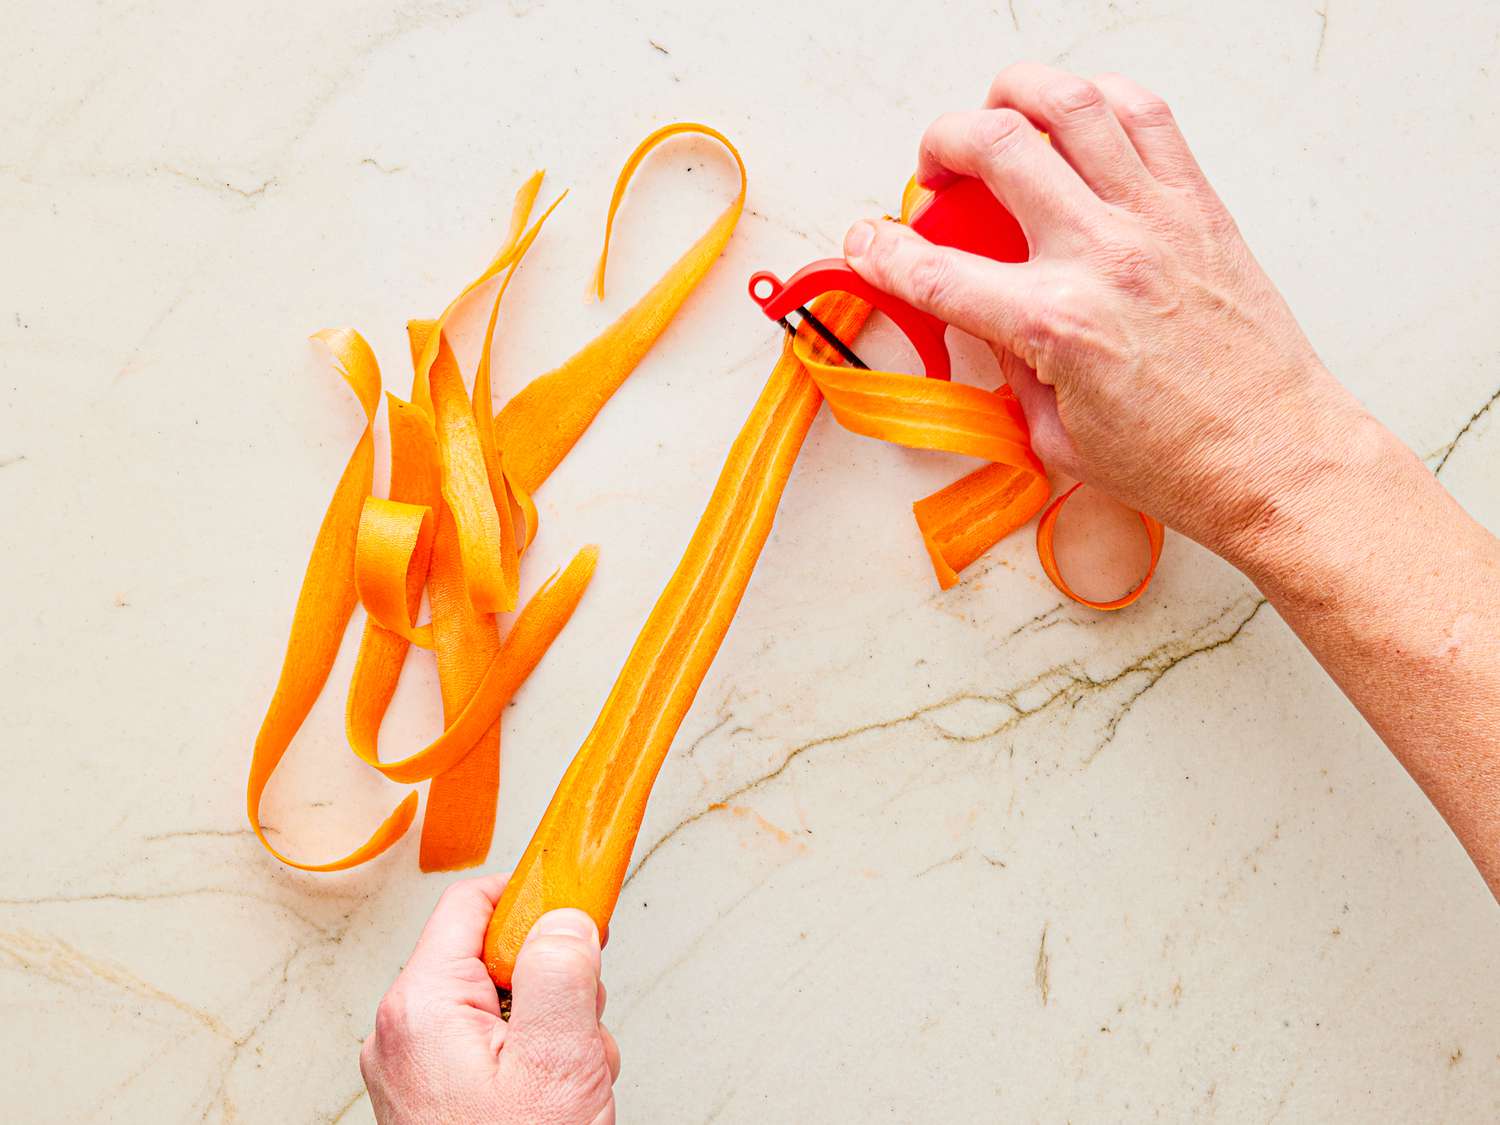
xmin=246 ymin=124 xmax=746 ymax=872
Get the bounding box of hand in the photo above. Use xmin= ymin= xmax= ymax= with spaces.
xmin=361 ymin=875 xmax=621 ymax=1125
xmin=843 ymin=62 xmax=1371 ymax=563
xmin=844 ymin=64 xmax=1500 ymax=897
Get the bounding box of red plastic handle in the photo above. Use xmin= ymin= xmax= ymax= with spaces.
xmin=907 ymin=174 xmax=1028 ymax=263
xmin=749 ymin=261 xmax=953 ymax=380
xmin=749 ymin=175 xmax=1030 ymax=380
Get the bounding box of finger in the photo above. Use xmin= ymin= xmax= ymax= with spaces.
xmin=596 ymin=978 xmax=608 ymax=1019
xmin=505 ymin=909 xmax=604 ymax=1065
xmin=984 ymin=62 xmax=1151 ymax=204
xmin=844 ymin=219 xmax=1035 ymax=354
xmin=1091 ymin=74 xmax=1207 ymax=191
xmin=405 ymin=873 xmax=510 ymax=973
xmin=601 ymin=1024 xmax=622 ymax=1082
xmin=915 ymin=108 xmax=1101 ymax=249
xmin=997 ymin=349 xmax=1079 ymax=476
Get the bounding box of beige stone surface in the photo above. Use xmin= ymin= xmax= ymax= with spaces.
xmin=3 ymin=1 xmax=1497 ymax=1120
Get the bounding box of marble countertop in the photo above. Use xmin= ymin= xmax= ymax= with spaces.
xmin=4 ymin=1 xmax=1498 ymax=1121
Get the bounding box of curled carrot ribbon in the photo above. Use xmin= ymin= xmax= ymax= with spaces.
xmin=247 ymin=123 xmax=747 ymax=872
xmin=794 ymin=341 xmax=1164 ymax=609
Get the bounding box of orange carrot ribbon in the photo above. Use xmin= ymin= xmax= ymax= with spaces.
xmin=248 ymin=123 xmax=749 ymax=872
xmin=794 ymin=341 xmax=1163 ymax=609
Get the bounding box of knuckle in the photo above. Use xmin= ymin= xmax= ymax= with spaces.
xmin=1041 ymin=77 xmax=1106 ymax=121
xmin=1201 ymin=198 xmax=1240 ymax=240
xmin=1098 ymin=238 xmax=1162 ymax=294
xmin=375 ymin=984 xmax=435 ymax=1050
xmin=984 ymin=62 xmax=1026 ymax=103
xmin=921 ymin=111 xmax=962 ymax=156
xmin=1027 ymin=277 xmax=1081 ymax=332
xmin=1121 ymin=94 xmax=1174 ymax=129
xmin=358 ymin=1035 xmax=379 ymax=1078
xmin=904 ymin=250 xmax=954 ymax=310
xmin=1020 ymin=276 xmax=1094 ymax=359
xmin=969 ymin=108 xmax=1029 ymax=163
xmin=373 ymin=987 xmax=413 ymax=1042
xmin=860 ymin=222 xmax=899 ymax=278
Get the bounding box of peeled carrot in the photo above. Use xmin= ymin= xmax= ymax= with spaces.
xmin=483 ymin=295 xmax=871 ymax=987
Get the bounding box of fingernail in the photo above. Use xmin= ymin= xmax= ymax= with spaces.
xmin=844 ymin=220 xmax=875 ymax=260
xmin=532 ymin=908 xmax=598 ymax=944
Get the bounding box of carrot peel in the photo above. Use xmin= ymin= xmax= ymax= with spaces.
xmin=245 ymin=328 xmax=419 ymax=872
xmin=249 ymin=126 xmax=747 ymax=873
xmin=1036 ymin=483 xmax=1165 ymax=611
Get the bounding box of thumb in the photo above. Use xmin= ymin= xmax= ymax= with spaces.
xmin=504 ymin=909 xmax=606 ymax=1075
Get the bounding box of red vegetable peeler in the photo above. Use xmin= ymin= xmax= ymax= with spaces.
xmin=748 ymin=175 xmax=1028 ymax=379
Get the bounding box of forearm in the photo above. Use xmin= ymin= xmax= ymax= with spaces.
xmin=1223 ymin=388 xmax=1500 ymax=893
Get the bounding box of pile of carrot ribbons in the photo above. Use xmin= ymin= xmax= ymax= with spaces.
xmin=245 ymin=123 xmax=1160 ymax=978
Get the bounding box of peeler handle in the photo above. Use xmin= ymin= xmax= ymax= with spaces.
xmin=903 ymin=173 xmax=1028 ymax=265
xmin=749 ymin=175 xmax=1029 ymax=380
xmin=749 ymin=261 xmax=953 ymax=380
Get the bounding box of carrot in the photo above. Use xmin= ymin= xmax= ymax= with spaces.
xmin=483 ymin=295 xmax=871 ymax=987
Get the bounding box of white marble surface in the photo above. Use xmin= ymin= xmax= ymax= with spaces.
xmin=4 ymin=1 xmax=1499 ymax=1121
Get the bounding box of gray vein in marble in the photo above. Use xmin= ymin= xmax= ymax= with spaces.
xmin=1034 ymin=922 xmax=1051 ymax=1006
xmin=142 ymin=827 xmax=263 ymax=843
xmin=360 ymin=157 xmax=408 ymax=175
xmin=1431 ymin=381 xmax=1500 ymax=475
xmin=1049 ymin=12 xmax=1189 ymax=66
xmin=625 ymin=595 xmax=1268 ymax=894
xmin=157 ymin=164 xmax=278 ymax=200
xmin=10 ymin=4 xmax=1500 ymax=1119
xmin=679 ymin=711 xmax=735 ymax=763
xmin=327 ymin=1088 xmax=370 ymax=1124
xmin=742 ymin=206 xmax=826 ymax=247
xmin=0 ymin=929 xmax=231 ymax=1037
xmin=0 ymin=886 xmax=352 ymax=938
xmin=1086 ymin=599 xmax=1268 ymax=761
xmin=913 ymin=848 xmax=1006 ymax=879
xmin=622 ymin=876 xmax=774 ymax=1020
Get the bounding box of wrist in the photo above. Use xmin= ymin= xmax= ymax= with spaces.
xmin=1204 ymin=372 xmax=1406 ymax=604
